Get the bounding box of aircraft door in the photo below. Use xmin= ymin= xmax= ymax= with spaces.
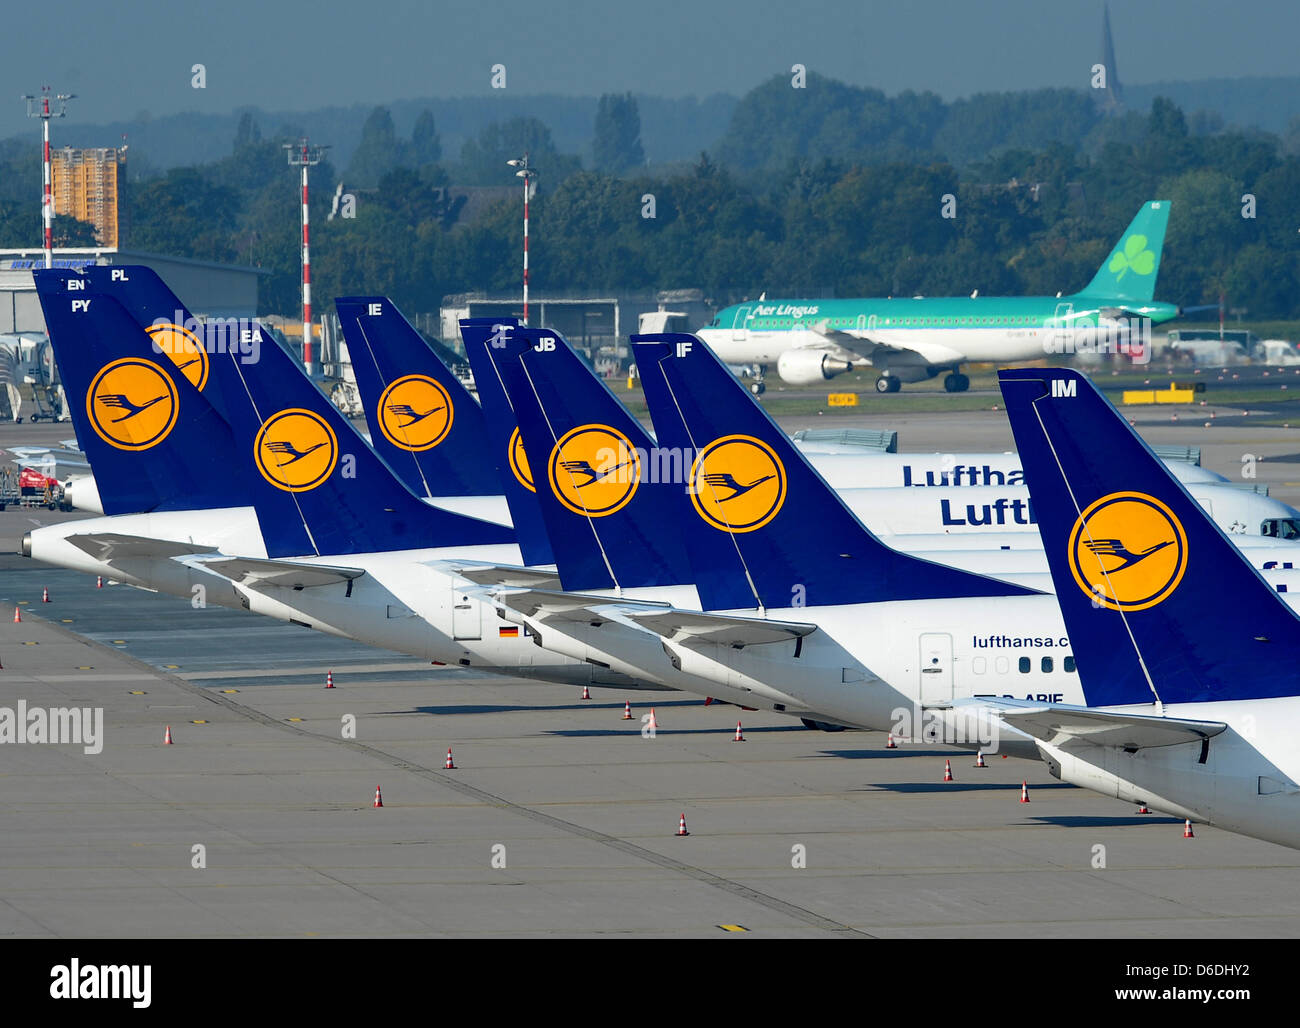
xmin=452 ymin=587 xmax=482 ymax=640
xmin=1052 ymin=301 xmax=1075 ymax=352
xmin=732 ymin=306 xmax=753 ymax=340
xmin=919 ymin=633 xmax=954 ymax=705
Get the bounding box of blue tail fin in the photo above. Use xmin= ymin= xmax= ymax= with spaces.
xmin=198 ymin=316 xmax=515 ymax=558
xmin=32 ymin=269 xmax=243 ymax=515
xmin=457 ymin=318 xmax=554 ymax=567
xmin=472 ymin=325 xmax=696 ymax=592
xmin=633 ymin=334 xmax=1035 ymax=610
xmin=74 ymin=264 xmax=229 ymax=409
xmin=335 ymin=297 xmax=503 ymax=498
xmin=999 ymin=367 xmax=1300 ymax=707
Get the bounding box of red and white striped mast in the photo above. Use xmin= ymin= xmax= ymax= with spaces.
xmin=507 ymin=154 xmax=538 ymax=325
xmin=285 ymin=138 xmax=328 ymax=375
xmin=23 ymin=87 xmax=75 ymax=269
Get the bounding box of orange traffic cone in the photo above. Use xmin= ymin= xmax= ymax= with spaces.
xmin=975 ymin=751 xmax=987 ymax=768
xmin=445 ymin=747 xmax=456 ymax=770
xmin=12 ymin=607 xmax=20 ymax=623
xmin=733 ymin=721 xmax=745 ymax=742
xmin=1183 ymin=819 xmax=1194 ymax=838
xmin=1137 ymin=803 xmax=1150 ymax=814
xmin=41 ymin=587 xmax=49 ymax=603
xmin=96 ymin=576 xmax=103 ymax=589
xmin=164 ymin=725 xmax=173 ymax=745
xmin=885 ymin=733 xmax=897 ymax=749
xmin=676 ymin=813 xmax=689 ymax=837
xmin=1020 ymin=781 xmax=1030 ymax=803
xmin=581 ymin=685 xmax=590 ymax=700
xmin=622 ymin=701 xmax=632 ymax=720
xmin=943 ymin=759 xmax=953 ymax=782
xmin=648 ymin=708 xmax=658 ymax=731
xmin=325 ymin=670 xmax=334 ymax=689
xmin=373 ymin=786 xmax=383 ymax=808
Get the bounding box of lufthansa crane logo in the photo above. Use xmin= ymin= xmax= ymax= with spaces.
xmin=547 ymin=424 xmax=640 ymax=517
xmin=689 ymin=434 xmax=787 ymax=533
xmin=145 ymin=322 xmax=209 ymax=391
xmin=1068 ymin=491 xmax=1188 ymax=611
xmin=508 ymin=427 xmax=535 ymax=492
xmin=86 ymin=358 xmax=180 ymax=451
xmin=254 ymin=408 xmax=339 ymax=492
xmin=377 ymin=375 xmax=454 ymax=451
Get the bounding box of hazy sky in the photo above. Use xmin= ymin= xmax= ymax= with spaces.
xmin=5 ymin=0 xmax=1297 ymax=138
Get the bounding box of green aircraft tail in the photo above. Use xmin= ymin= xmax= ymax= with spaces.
xmin=1074 ymin=200 xmax=1172 ymax=303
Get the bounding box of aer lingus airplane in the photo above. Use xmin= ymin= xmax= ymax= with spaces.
xmin=979 ymin=366 xmax=1300 ymax=850
xmin=696 ymin=201 xmax=1177 ymax=393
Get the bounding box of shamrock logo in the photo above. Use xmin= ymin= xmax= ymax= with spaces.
xmin=1109 ymin=234 xmax=1155 ymax=280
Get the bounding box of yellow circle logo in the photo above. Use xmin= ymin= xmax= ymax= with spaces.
xmin=547 ymin=424 xmax=640 ymax=517
xmin=254 ymin=408 xmax=339 ymax=492
xmin=86 ymin=358 xmax=179 ymax=451
xmin=508 ymin=427 xmax=534 ymax=492
xmin=1068 ymin=491 xmax=1188 ymax=611
xmin=689 ymin=435 xmax=787 ymax=533
xmin=377 ymin=375 xmax=453 ymax=451
xmin=146 ymin=323 xmax=209 ymax=391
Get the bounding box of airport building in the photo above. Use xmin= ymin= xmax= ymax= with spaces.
xmin=0 ymin=250 xmax=265 ymax=335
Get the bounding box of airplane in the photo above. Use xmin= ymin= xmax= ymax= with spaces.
xmin=24 ymin=268 xmax=806 ymax=705
xmin=696 ymin=201 xmax=1177 ymax=393
xmin=469 ymin=325 xmax=1300 ymax=750
xmin=976 ymin=366 xmax=1300 ymax=850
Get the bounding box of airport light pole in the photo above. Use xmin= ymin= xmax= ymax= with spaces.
xmin=285 ymin=138 xmax=329 ymax=375
xmin=22 ymin=88 xmax=75 ymax=269
xmin=507 ymin=155 xmax=538 ymax=325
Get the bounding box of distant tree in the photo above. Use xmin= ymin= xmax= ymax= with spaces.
xmin=233 ymin=111 xmax=262 ymax=150
xmin=348 ymin=106 xmax=406 ymax=188
xmin=410 ymin=110 xmax=442 ymax=166
xmin=592 ymin=93 xmax=644 ymax=173
xmin=456 ymin=117 xmax=580 ymax=186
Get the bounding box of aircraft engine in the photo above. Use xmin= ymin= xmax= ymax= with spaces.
xmin=776 ymin=349 xmax=853 ymax=385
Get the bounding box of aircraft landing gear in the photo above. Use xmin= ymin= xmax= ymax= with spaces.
xmin=875 ymin=375 xmax=902 ymax=394
xmin=749 ymin=365 xmax=766 ymax=396
xmin=750 ymin=380 xmax=766 ymax=396
xmin=943 ymin=372 xmax=970 ymax=393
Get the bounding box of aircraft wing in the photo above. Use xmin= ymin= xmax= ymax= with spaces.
xmin=434 ymin=560 xmax=562 ymax=591
xmin=191 ymin=556 xmax=366 ymax=590
xmin=490 ymin=588 xmax=670 ymax=627
xmin=490 ymin=588 xmax=814 ymax=647
xmin=619 ymin=609 xmax=817 ymax=648
xmin=968 ymin=699 xmax=1228 ymax=750
xmin=65 ymin=533 xmax=217 ymax=562
xmin=806 ymin=322 xmax=967 ymax=368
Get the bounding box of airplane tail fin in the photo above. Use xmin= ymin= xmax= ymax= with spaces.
xmin=632 ymin=334 xmax=1034 ymax=611
xmin=470 ymin=324 xmax=694 ymax=592
xmin=198 ymin=314 xmax=515 ymax=558
xmin=457 ymin=318 xmax=554 ymax=567
xmin=1074 ymin=200 xmax=1171 ymax=303
xmin=998 ymin=367 xmax=1300 ymax=707
xmin=335 ymin=297 xmax=502 ymax=498
xmin=32 ymin=269 xmax=243 ymax=515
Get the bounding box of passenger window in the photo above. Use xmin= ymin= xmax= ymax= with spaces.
xmin=1064 ymin=656 xmax=1076 ymax=673
xmin=973 ymin=657 xmax=987 ymax=674
xmin=995 ymin=656 xmax=1009 ymax=674
xmin=1018 ymin=657 xmax=1030 ymax=673
xmin=1041 ymin=657 xmax=1053 ymax=673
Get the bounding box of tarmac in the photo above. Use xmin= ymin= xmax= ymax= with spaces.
xmin=2 ymin=405 xmax=1300 ymax=938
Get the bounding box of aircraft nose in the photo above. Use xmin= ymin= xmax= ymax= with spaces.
xmin=21 ymin=532 xmax=31 ymax=558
